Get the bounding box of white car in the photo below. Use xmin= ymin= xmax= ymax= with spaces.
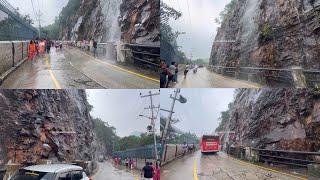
xmin=11 ymin=164 xmax=91 ymax=180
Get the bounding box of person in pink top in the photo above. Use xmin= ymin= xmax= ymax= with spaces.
xmin=153 ymin=162 xmax=160 ymax=180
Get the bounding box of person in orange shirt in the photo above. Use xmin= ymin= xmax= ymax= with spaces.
xmin=28 ymin=40 xmax=37 ymax=61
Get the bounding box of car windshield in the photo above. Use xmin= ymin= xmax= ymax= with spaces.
xmin=11 ymin=169 xmax=55 ymax=180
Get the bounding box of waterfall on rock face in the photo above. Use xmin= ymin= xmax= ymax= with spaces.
xmin=100 ymin=0 xmax=122 ymax=60
xmin=101 ymin=0 xmax=121 ymax=42
xmin=240 ymin=0 xmax=260 ymax=44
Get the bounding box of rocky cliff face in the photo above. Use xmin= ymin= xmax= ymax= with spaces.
xmin=0 ymin=90 xmax=95 ymax=166
xmin=210 ymin=0 xmax=320 ymax=69
xmin=61 ymin=0 xmax=160 ymax=45
xmin=119 ymin=0 xmax=160 ymax=45
xmin=224 ymin=89 xmax=320 ymax=151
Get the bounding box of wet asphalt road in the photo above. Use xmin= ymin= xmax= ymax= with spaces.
xmin=171 ymin=68 xmax=261 ymax=88
xmin=161 ymin=151 xmax=305 ymax=180
xmin=93 ymin=161 xmax=140 ymax=180
xmin=1 ymin=47 xmax=159 ymax=89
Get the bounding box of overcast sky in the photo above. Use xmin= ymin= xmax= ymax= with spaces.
xmin=87 ymin=89 xmax=160 ymax=137
xmin=7 ymin=0 xmax=68 ymax=26
xmin=163 ymin=0 xmax=231 ymax=59
xmin=160 ymin=89 xmax=235 ymax=137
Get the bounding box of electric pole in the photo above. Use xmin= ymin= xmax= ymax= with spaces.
xmin=161 ymin=89 xmax=179 ymax=147
xmin=140 ymin=90 xmax=160 ymax=161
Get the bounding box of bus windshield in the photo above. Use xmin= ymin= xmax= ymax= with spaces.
xmin=202 ymin=135 xmax=219 ymax=142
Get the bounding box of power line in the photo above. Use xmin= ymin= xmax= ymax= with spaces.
xmin=186 ymin=0 xmax=192 ymax=26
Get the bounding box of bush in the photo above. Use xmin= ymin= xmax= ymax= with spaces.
xmin=258 ymin=24 xmax=275 ymax=45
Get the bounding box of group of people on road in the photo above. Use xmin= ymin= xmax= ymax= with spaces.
xmin=28 ymin=38 xmax=57 ymax=62
xmin=113 ymin=157 xmax=160 ymax=180
xmin=160 ymin=61 xmax=179 ymax=88
xmin=76 ymin=39 xmax=98 ymax=58
xmin=141 ymin=161 xmax=160 ymax=180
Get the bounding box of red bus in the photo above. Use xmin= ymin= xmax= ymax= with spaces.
xmin=200 ymin=135 xmax=220 ymax=153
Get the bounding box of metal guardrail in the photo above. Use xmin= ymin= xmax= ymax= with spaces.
xmin=126 ymin=44 xmax=160 ymax=68
xmin=253 ymin=148 xmax=320 ymax=168
xmin=228 ymin=147 xmax=320 ymax=169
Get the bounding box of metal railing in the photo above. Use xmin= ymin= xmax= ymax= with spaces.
xmin=112 ymin=144 xmax=162 ymax=160
xmin=126 ymin=43 xmax=160 ymax=68
xmin=0 ymin=0 xmax=38 ymax=40
xmin=254 ymin=148 xmax=320 ymax=168
xmin=209 ymin=65 xmax=320 ymax=87
xmin=228 ymin=147 xmax=320 ymax=169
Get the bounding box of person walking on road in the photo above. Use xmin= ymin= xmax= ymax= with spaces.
xmin=153 ymin=162 xmax=160 ymax=180
xmin=160 ymin=60 xmax=170 ymax=88
xmin=39 ymin=39 xmax=46 ymax=56
xmin=93 ymin=40 xmax=98 ymax=58
xmin=46 ymin=39 xmax=52 ymax=54
xmin=28 ymin=40 xmax=37 ymax=62
xmin=166 ymin=62 xmax=176 ymax=88
xmin=141 ymin=162 xmax=154 ymax=180
xmin=184 ymin=64 xmax=190 ymax=78
xmin=173 ymin=63 xmax=179 ymax=83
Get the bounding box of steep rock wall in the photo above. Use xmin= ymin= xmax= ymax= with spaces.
xmin=119 ymin=0 xmax=160 ymax=45
xmin=60 ymin=0 xmax=160 ymax=45
xmin=0 ymin=90 xmax=95 ymax=166
xmin=210 ymin=0 xmax=320 ymax=69
xmin=224 ymin=89 xmax=320 ymax=151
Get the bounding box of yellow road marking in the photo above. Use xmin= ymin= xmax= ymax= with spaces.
xmin=193 ymin=158 xmax=199 ymax=180
xmin=231 ymin=157 xmax=307 ymax=180
xmin=45 ymin=56 xmax=61 ymax=89
xmin=76 ymin=49 xmax=160 ymax=83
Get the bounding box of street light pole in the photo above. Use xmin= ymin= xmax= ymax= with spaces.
xmin=161 ymin=89 xmax=179 ymax=147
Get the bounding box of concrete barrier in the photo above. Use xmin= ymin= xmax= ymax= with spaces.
xmin=0 ymin=42 xmax=14 ymax=77
xmin=161 ymin=144 xmax=195 ymax=165
xmin=0 ymin=41 xmax=29 ymax=84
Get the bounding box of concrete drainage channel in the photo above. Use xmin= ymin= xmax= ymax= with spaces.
xmin=0 ymin=41 xmax=29 ymax=85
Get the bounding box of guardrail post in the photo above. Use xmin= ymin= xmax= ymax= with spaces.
xmin=21 ymin=42 xmax=23 ymax=59
xmin=175 ymin=145 xmax=178 ymax=158
xmin=11 ymin=42 xmax=15 ymax=67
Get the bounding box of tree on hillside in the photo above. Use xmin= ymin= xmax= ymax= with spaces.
xmin=215 ymin=102 xmax=234 ymax=132
xmin=214 ymin=0 xmax=237 ymax=25
xmin=160 ymin=1 xmax=187 ymax=64
xmin=93 ymin=118 xmax=118 ymax=155
xmin=115 ymin=133 xmax=160 ymax=151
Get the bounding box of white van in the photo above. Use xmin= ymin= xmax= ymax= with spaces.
xmin=10 ymin=164 xmax=91 ymax=180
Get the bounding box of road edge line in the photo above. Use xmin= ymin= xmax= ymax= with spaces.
xmin=231 ymin=157 xmax=307 ymax=180
xmin=73 ymin=48 xmax=160 ymax=83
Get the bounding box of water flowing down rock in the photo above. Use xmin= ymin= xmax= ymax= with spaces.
xmin=0 ymin=90 xmax=95 ymax=166
xmin=210 ymin=0 xmax=320 ymax=85
xmin=59 ymin=0 xmax=159 ymax=45
xmin=222 ymin=89 xmax=320 ymax=151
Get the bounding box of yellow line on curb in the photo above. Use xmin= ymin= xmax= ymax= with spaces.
xmin=231 ymin=157 xmax=307 ymax=180
xmin=45 ymin=56 xmax=61 ymax=89
xmin=76 ymin=49 xmax=160 ymax=83
xmin=193 ymin=158 xmax=199 ymax=180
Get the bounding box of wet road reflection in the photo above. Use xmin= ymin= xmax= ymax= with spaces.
xmin=172 ymin=68 xmax=260 ymax=88
xmin=93 ymin=161 xmax=140 ymax=180
xmin=161 ymin=151 xmax=304 ymax=180
xmin=1 ymin=47 xmax=159 ymax=89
